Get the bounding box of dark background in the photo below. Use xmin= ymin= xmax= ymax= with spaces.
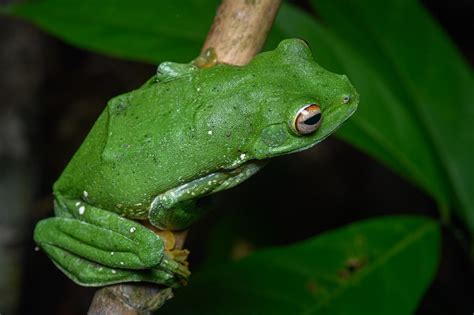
xmin=0 ymin=0 xmax=473 ymax=314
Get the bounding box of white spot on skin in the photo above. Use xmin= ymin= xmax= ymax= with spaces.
xmin=111 ymin=269 xmax=116 ymax=274
xmin=78 ymin=206 xmax=85 ymax=215
xmin=208 ymin=130 xmax=213 ymax=135
xmin=197 ymin=87 xmax=201 ymax=92
xmin=75 ymin=202 xmax=80 ymax=207
xmin=240 ymin=153 xmax=246 ymax=160
xmin=110 ymin=252 xmax=114 ymax=256
xmin=83 ymin=190 xmax=88 ymax=198
xmin=130 ymin=227 xmax=136 ymax=233
xmin=120 ymin=261 xmax=124 ymax=265
xmin=34 ymin=246 xmax=40 ymax=252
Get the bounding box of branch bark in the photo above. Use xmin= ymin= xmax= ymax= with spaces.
xmin=202 ymin=0 xmax=281 ymax=65
xmin=88 ymin=0 xmax=281 ymax=313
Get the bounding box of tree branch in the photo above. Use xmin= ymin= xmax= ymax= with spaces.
xmin=202 ymin=0 xmax=281 ymax=65
xmin=87 ymin=0 xmax=281 ymax=313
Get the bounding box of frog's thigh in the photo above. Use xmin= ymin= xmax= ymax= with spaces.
xmin=35 ymin=197 xmax=165 ymax=270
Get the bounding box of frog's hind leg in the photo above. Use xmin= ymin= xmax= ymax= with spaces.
xmin=34 ymin=194 xmax=189 ymax=287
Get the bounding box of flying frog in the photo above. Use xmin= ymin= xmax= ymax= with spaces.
xmin=34 ymin=39 xmax=358 ymax=287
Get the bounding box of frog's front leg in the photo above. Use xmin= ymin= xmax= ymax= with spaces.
xmin=149 ymin=161 xmax=266 ymax=230
xmin=34 ymin=194 xmax=190 ymax=287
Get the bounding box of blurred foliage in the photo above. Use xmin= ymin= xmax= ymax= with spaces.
xmin=1 ymin=0 xmax=219 ymax=62
xmin=161 ymin=216 xmax=439 ymax=315
xmin=2 ymin=0 xmax=473 ymax=313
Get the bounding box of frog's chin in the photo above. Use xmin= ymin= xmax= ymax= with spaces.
xmin=251 ymin=134 xmax=327 ymax=159
xmin=248 ymin=123 xmax=330 ymax=159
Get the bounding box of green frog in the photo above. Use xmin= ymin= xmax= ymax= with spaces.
xmin=34 ymin=39 xmax=358 ymax=288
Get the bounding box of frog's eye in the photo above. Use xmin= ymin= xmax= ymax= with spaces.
xmin=293 ymin=104 xmax=322 ymax=135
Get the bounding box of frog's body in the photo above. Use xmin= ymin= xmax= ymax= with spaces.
xmin=54 ymin=60 xmax=264 ymax=223
xmin=34 ymin=39 xmax=358 ymax=287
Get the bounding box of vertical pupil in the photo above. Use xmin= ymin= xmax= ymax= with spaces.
xmin=304 ymin=113 xmax=321 ymax=125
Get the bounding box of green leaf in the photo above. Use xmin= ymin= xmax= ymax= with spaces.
xmin=270 ymin=1 xmax=474 ymax=233
xmin=160 ymin=216 xmax=439 ymax=315
xmin=3 ymin=0 xmax=219 ymax=63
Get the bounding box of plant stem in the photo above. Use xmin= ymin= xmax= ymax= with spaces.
xmin=87 ymin=0 xmax=281 ymax=313
xmin=202 ymin=0 xmax=281 ymax=65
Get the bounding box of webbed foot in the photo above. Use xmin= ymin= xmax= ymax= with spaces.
xmin=34 ymin=195 xmax=190 ymax=287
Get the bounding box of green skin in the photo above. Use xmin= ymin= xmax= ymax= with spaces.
xmin=34 ymin=39 xmax=358 ymax=287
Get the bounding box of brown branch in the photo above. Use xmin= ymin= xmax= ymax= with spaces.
xmin=87 ymin=0 xmax=281 ymax=314
xmin=202 ymin=0 xmax=281 ymax=65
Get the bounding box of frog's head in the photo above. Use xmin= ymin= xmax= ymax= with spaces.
xmin=192 ymin=38 xmax=358 ymax=172
xmin=246 ymin=38 xmax=359 ymax=159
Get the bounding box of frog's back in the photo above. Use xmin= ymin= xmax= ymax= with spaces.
xmin=54 ymin=77 xmax=199 ymax=218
